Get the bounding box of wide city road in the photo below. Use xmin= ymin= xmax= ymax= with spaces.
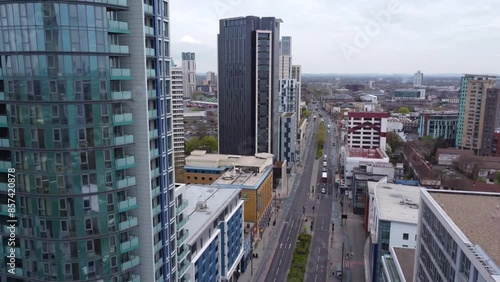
xmin=263 ymin=112 xmax=319 ymax=282
xmin=306 ymin=112 xmax=336 ymax=282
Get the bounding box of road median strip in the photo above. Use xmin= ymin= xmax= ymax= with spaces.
xmin=287 ymin=233 xmax=312 ymax=282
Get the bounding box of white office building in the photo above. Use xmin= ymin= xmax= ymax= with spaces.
xmin=366 ymin=181 xmax=422 ymax=282
xmin=414 ymin=71 xmax=424 ymax=87
xmin=392 ymin=89 xmax=426 ymax=101
xmin=182 ymin=52 xmax=196 ymax=99
xmin=414 ymin=190 xmax=500 ymax=282
xmin=292 ymin=65 xmax=302 ymax=124
xmin=346 ymin=112 xmax=389 ymax=150
xmin=279 ymin=36 xmax=292 ymax=79
xmin=184 ymin=185 xmax=245 ymax=282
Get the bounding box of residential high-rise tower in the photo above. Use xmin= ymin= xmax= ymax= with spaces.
xmin=456 ymin=74 xmax=496 ymax=154
xmin=0 ymin=1 xmax=183 ymax=281
xmin=413 ymin=70 xmax=423 ymax=87
xmin=217 ymin=16 xmax=281 ymax=156
xmin=182 ymin=52 xmax=196 ymax=99
xmin=171 ymin=61 xmax=186 ymax=182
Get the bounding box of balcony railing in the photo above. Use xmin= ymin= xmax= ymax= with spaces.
xmin=178 ymin=261 xmax=190 ymax=278
xmin=112 ymin=112 xmax=133 ymax=124
xmin=149 ymin=129 xmax=158 ymax=139
xmin=177 ymin=247 xmax=189 ymax=263
xmin=146 ymin=69 xmax=156 ymax=77
xmin=0 ymin=160 xmax=12 ymax=169
xmin=0 ymin=182 xmax=7 ymax=192
xmin=177 ymin=216 xmax=188 ymax=230
xmin=126 ymin=274 xmax=140 ymax=282
xmin=151 ymin=167 xmax=160 ymax=177
xmin=117 ymin=177 xmax=136 ymax=189
xmin=111 ymin=91 xmax=132 ymax=100
xmin=143 ymin=3 xmax=153 ymax=14
xmin=144 ymin=26 xmax=154 ymax=35
xmin=108 ymin=20 xmax=129 ymax=33
xmin=150 ymin=149 xmax=159 ymax=159
xmin=145 ymin=48 xmax=155 ymax=57
xmin=0 ymin=204 xmax=9 ymax=215
xmin=115 ymin=155 xmax=135 ymax=169
xmin=114 ymin=134 xmax=134 ymax=145
xmin=0 ymin=138 xmax=9 ymax=147
xmin=103 ymin=0 xmax=128 ymax=7
xmin=0 ymin=92 xmax=4 ymax=100
xmin=118 ymin=197 xmax=137 ymax=212
xmin=0 ymin=116 xmax=7 ymax=126
xmin=177 ymin=230 xmax=189 ymax=245
xmin=152 ymin=186 xmax=161 ymax=196
xmin=119 ymin=216 xmax=138 ymax=231
xmin=176 ymin=201 xmax=188 ymax=215
xmin=147 ymin=90 xmax=156 ymax=98
xmin=110 ymin=44 xmax=130 ymax=54
xmin=110 ymin=68 xmax=131 ymax=79
xmin=121 ymin=255 xmax=140 ymax=271
xmin=120 ymin=236 xmax=139 ymax=252
xmin=148 ymin=109 xmax=157 ymax=119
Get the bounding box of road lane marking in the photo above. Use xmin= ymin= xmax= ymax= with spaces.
xmin=289 ymin=243 xmax=292 ymax=249
xmin=280 ymin=243 xmax=283 ymax=249
xmin=279 ymin=258 xmax=282 ymax=265
xmin=276 ymin=268 xmax=279 ymax=276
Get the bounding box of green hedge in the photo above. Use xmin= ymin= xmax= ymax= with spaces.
xmin=315 ymin=122 xmax=325 ymax=159
xmin=287 ymin=233 xmax=312 ymax=282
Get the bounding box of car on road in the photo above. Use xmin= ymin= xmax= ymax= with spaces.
xmin=322 ymin=167 xmax=326 ymax=172
xmin=321 ymin=187 xmax=326 ymax=194
xmin=323 ymin=161 xmax=327 ymax=167
xmin=324 ymin=154 xmax=327 ymax=159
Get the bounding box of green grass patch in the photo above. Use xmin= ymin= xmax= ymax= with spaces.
xmin=315 ymin=121 xmax=325 ymax=159
xmin=287 ymin=233 xmax=312 ymax=282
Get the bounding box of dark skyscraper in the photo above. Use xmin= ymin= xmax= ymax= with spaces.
xmin=217 ymin=16 xmax=281 ymax=156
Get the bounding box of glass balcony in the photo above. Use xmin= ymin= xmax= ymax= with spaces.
xmin=152 ymin=186 xmax=161 ymax=196
xmin=118 ymin=196 xmax=138 ymax=212
xmin=119 ymin=216 xmax=138 ymax=231
xmin=148 ymin=109 xmax=157 ymax=119
xmin=144 ymin=26 xmax=154 ymax=36
xmin=0 ymin=204 xmax=9 ymax=215
xmin=151 ymin=167 xmax=160 ymax=177
xmin=0 ymin=92 xmax=4 ymax=100
xmin=0 ymin=182 xmax=7 ymax=192
xmin=0 ymin=160 xmax=11 ymax=170
xmin=112 ymin=113 xmax=133 ymax=124
xmin=111 ymin=91 xmax=132 ymax=100
xmin=177 ymin=247 xmax=189 ymax=263
xmin=108 ymin=20 xmax=129 ymax=33
xmin=145 ymin=48 xmax=155 ymax=57
xmin=148 ymin=90 xmax=156 ymax=98
xmin=114 ymin=134 xmax=134 ymax=145
xmin=152 ymin=204 xmax=162 ymax=215
xmin=110 ymin=44 xmax=130 ymax=54
xmin=0 ymin=116 xmax=7 ymax=126
xmin=146 ymin=69 xmax=156 ymax=77
xmin=154 ymin=241 xmax=163 ymax=253
xmin=149 ymin=129 xmax=158 ymax=139
xmin=177 ymin=230 xmax=189 ymax=245
xmin=115 ymin=155 xmax=135 ymax=170
xmin=4 ymin=246 xmax=21 ymax=257
xmin=14 ymin=268 xmax=23 ymax=276
xmin=117 ymin=177 xmax=136 ymax=189
xmin=155 ymin=258 xmax=163 ymax=270
xmin=121 ymin=255 xmax=139 ymax=271
xmin=176 ymin=201 xmax=188 ymax=215
xmin=120 ymin=236 xmax=139 ymax=253
xmin=104 ymin=0 xmax=128 ymax=7
xmin=178 ymin=261 xmax=190 ymax=278
xmin=177 ymin=216 xmax=188 ymax=230
xmin=0 ymin=138 xmax=9 ymax=147
xmin=153 ymin=223 xmax=162 ymax=234
xmin=150 ymin=148 xmax=159 ymax=159
xmin=126 ymin=274 xmax=140 ymax=282
xmin=3 ymin=224 xmax=18 ymax=234
xmin=110 ymin=68 xmax=131 ymax=79
xmin=143 ymin=3 xmax=153 ymax=14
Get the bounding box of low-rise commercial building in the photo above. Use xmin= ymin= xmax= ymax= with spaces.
xmin=381 ymin=247 xmax=416 ymax=282
xmin=391 ymin=89 xmax=426 ymax=101
xmin=184 ymin=185 xmax=244 ymax=281
xmin=344 ymin=147 xmax=390 ymax=188
xmin=414 ymin=190 xmax=500 ymax=282
xmin=366 ymin=181 xmax=422 ymax=282
xmin=418 ymin=111 xmax=458 ymax=144
xmin=184 ymin=150 xmax=239 ymax=184
xmin=351 ymin=162 xmax=395 ymax=214
xmin=213 ymin=153 xmax=275 ymax=239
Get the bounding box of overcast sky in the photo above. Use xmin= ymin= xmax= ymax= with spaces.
xmin=170 ymin=0 xmax=500 ymax=74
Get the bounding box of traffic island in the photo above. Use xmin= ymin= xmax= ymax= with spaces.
xmin=287 ymin=233 xmax=312 ymax=282
xmin=315 ymin=121 xmax=325 ymax=159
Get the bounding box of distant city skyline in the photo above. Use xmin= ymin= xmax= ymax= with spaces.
xmin=171 ymin=0 xmax=500 ymax=74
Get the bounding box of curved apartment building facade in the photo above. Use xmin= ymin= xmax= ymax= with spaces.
xmin=0 ymin=1 xmax=182 ymax=281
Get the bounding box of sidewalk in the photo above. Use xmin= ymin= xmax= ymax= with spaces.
xmin=239 ymin=121 xmax=313 ymax=282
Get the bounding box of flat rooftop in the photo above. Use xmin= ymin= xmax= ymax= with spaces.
xmin=281 ymin=112 xmax=295 ymax=118
xmin=370 ymin=182 xmax=422 ymax=224
xmin=348 ymin=148 xmax=386 ymax=159
xmin=429 ymin=191 xmax=500 ymax=267
xmin=393 ymin=247 xmax=416 ymax=282
xmin=184 ymin=185 xmax=240 ymax=245
xmin=186 ymin=150 xmax=241 ymax=162
xmin=213 ymin=165 xmax=273 ymax=189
